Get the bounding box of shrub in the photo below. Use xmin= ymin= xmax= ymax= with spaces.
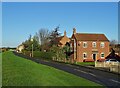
xmin=33 ymin=51 xmax=54 ymax=60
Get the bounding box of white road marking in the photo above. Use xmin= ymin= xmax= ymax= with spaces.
xmin=74 ymin=69 xmax=88 ymax=74
xmin=88 ymin=73 xmax=96 ymax=77
xmin=74 ymin=69 xmax=96 ymax=77
xmin=110 ymin=79 xmax=120 ymax=84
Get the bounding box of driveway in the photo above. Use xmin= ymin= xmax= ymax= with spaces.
xmin=13 ymin=52 xmax=120 ymax=87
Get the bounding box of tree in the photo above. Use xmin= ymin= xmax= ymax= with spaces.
xmin=37 ymin=28 xmax=50 ymax=45
xmin=110 ymin=39 xmax=118 ymax=51
xmin=63 ymin=43 xmax=71 ymax=60
xmin=49 ymin=26 xmax=61 ymax=46
xmin=50 ymin=45 xmax=65 ymax=61
xmin=110 ymin=40 xmax=118 ymax=46
xmin=22 ymin=35 xmax=32 ymax=51
xmin=22 ymin=34 xmax=40 ymax=51
xmin=32 ymin=35 xmax=40 ymax=51
xmin=36 ymin=28 xmax=50 ymax=51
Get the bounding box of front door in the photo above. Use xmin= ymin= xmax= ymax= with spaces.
xmin=93 ymin=54 xmax=96 ymax=61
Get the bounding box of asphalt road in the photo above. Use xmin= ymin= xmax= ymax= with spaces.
xmin=13 ymin=52 xmax=120 ymax=87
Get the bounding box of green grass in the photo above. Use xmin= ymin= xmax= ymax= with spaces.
xmin=0 ymin=52 xmax=2 ymax=87
xmin=2 ymin=51 xmax=102 ymax=86
xmin=76 ymin=62 xmax=95 ymax=66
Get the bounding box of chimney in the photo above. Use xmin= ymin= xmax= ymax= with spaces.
xmin=64 ymin=30 xmax=66 ymax=36
xmin=73 ymin=28 xmax=76 ymax=34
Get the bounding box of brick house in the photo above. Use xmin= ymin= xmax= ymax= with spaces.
xmin=70 ymin=28 xmax=110 ymax=62
xmin=54 ymin=31 xmax=70 ymax=47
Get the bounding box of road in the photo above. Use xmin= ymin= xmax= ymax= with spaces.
xmin=13 ymin=52 xmax=120 ymax=87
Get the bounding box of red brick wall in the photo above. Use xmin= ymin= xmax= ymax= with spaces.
xmin=60 ymin=36 xmax=70 ymax=47
xmin=71 ymin=39 xmax=109 ymax=62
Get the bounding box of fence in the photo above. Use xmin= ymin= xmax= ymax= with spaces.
xmin=95 ymin=62 xmax=120 ymax=74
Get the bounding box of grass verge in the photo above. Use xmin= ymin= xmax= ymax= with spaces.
xmin=76 ymin=62 xmax=95 ymax=66
xmin=2 ymin=51 xmax=102 ymax=86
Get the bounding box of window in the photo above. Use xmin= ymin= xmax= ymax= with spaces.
xmin=83 ymin=53 xmax=87 ymax=59
xmin=100 ymin=42 xmax=104 ymax=48
xmin=83 ymin=42 xmax=87 ymax=48
xmin=92 ymin=42 xmax=96 ymax=48
xmin=101 ymin=53 xmax=104 ymax=58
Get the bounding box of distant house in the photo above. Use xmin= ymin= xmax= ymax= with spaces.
xmin=0 ymin=48 xmax=8 ymax=52
xmin=70 ymin=28 xmax=110 ymax=62
xmin=17 ymin=44 xmax=24 ymax=53
xmin=54 ymin=31 xmax=70 ymax=47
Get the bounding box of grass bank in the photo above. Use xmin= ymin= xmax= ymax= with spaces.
xmin=2 ymin=51 xmax=102 ymax=86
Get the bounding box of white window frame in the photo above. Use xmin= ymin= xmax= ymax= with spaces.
xmin=100 ymin=42 xmax=104 ymax=48
xmin=83 ymin=42 xmax=87 ymax=48
xmin=101 ymin=52 xmax=104 ymax=59
xmin=92 ymin=42 xmax=96 ymax=48
xmin=83 ymin=52 xmax=87 ymax=59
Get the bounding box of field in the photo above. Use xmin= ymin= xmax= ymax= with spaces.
xmin=2 ymin=51 xmax=102 ymax=86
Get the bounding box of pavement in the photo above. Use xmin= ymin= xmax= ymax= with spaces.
xmin=13 ymin=51 xmax=120 ymax=87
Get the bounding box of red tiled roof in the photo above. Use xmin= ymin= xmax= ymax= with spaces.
xmin=74 ymin=33 xmax=109 ymax=41
xmin=54 ymin=36 xmax=64 ymax=43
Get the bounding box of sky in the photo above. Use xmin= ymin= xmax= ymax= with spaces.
xmin=2 ymin=2 xmax=118 ymax=47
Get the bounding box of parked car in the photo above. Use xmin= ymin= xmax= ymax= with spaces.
xmin=105 ymin=59 xmax=119 ymax=63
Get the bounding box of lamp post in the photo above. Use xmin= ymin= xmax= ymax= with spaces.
xmin=31 ymin=38 xmax=33 ymax=57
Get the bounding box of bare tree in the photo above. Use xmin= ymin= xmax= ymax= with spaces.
xmin=38 ymin=28 xmax=50 ymax=45
xmin=110 ymin=39 xmax=119 ymax=53
xmin=35 ymin=28 xmax=51 ymax=51
xmin=110 ymin=40 xmax=118 ymax=46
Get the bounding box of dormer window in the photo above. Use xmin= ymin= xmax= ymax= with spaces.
xmin=83 ymin=42 xmax=87 ymax=48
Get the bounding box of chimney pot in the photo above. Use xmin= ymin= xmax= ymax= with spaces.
xmin=73 ymin=28 xmax=76 ymax=34
xmin=64 ymin=30 xmax=66 ymax=36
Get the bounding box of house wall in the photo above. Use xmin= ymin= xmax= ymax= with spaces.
xmin=77 ymin=41 xmax=109 ymax=62
xmin=17 ymin=45 xmax=24 ymax=52
xmin=59 ymin=36 xmax=70 ymax=47
xmin=71 ymin=37 xmax=109 ymax=62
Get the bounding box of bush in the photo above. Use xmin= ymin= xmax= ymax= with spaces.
xmin=33 ymin=51 xmax=54 ymax=60
xmin=22 ymin=50 xmax=31 ymax=56
xmin=23 ymin=51 xmax=54 ymax=60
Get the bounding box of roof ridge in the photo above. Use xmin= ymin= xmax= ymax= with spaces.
xmin=76 ymin=33 xmax=104 ymax=35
